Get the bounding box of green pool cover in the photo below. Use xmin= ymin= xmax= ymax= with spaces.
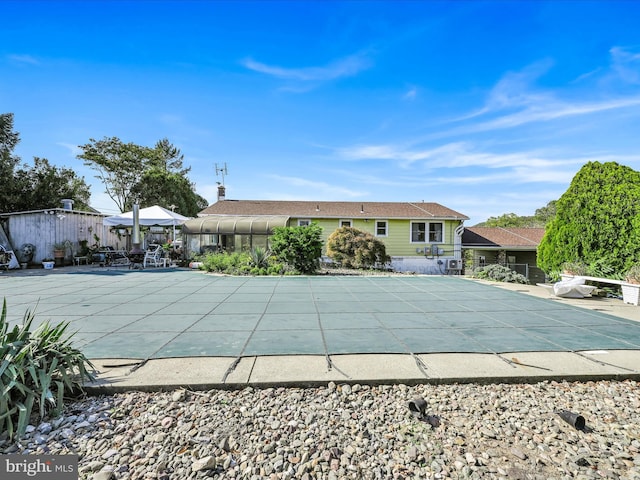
xmin=2 ymin=270 xmax=640 ymax=360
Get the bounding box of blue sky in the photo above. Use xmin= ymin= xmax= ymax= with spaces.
xmin=2 ymin=1 xmax=640 ymax=225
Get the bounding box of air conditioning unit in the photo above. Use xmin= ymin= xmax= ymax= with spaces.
xmin=447 ymin=259 xmax=461 ymax=270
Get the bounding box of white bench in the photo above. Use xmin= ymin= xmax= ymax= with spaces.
xmin=560 ymin=274 xmax=640 ymax=305
xmin=74 ymin=256 xmax=89 ymax=265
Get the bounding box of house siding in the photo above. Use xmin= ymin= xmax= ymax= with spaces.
xmin=287 ymin=217 xmax=463 ymax=273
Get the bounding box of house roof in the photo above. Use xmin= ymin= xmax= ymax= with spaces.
xmin=462 ymin=227 xmax=546 ymax=249
xmin=199 ymin=200 xmax=469 ymax=220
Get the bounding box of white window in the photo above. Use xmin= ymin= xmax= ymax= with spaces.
xmin=429 ymin=222 xmax=443 ymax=242
xmin=298 ymin=219 xmax=311 ymax=227
xmin=340 ymin=219 xmax=352 ymax=227
xmin=411 ymin=221 xmax=444 ymax=243
xmin=411 ymin=222 xmax=426 ymax=242
xmin=376 ymin=220 xmax=388 ymax=237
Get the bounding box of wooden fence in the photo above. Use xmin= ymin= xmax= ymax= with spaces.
xmin=1 ymin=208 xmax=122 ymax=264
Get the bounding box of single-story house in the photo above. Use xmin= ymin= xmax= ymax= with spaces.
xmin=462 ymin=226 xmax=546 ymax=283
xmin=182 ymin=187 xmax=469 ymax=274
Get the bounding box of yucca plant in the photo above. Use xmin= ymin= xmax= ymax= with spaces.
xmin=0 ymin=298 xmax=95 ymax=440
xmin=249 ymin=246 xmax=271 ymax=269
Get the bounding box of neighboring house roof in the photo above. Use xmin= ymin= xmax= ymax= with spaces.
xmin=462 ymin=227 xmax=546 ymax=249
xmin=199 ymin=200 xmax=469 ymax=220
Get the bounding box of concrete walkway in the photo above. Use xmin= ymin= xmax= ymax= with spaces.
xmin=2 ymin=266 xmax=639 ymax=391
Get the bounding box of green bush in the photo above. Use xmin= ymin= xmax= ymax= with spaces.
xmin=547 ymin=270 xmax=562 ymax=283
xmin=201 ymin=251 xmax=251 ymax=274
xmin=472 ymin=264 xmax=528 ymax=284
xmin=1 ymin=298 xmax=95 ymax=440
xmin=326 ymin=227 xmax=391 ymax=270
xmin=199 ymin=250 xmax=287 ymax=275
xmin=625 ymin=263 xmax=640 ymax=283
xmin=586 ymin=258 xmax=623 ymax=280
xmin=270 ymin=223 xmax=323 ymax=274
xmin=560 ymin=260 xmax=588 ymax=276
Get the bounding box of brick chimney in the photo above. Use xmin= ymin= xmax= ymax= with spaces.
xmin=217 ymin=184 xmax=226 ymax=201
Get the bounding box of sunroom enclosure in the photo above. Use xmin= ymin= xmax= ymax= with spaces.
xmin=181 ymin=215 xmax=290 ymax=257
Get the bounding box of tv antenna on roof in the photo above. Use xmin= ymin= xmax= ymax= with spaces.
xmin=215 ymin=162 xmax=228 ymax=185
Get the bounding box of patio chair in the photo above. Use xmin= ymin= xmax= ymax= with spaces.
xmin=143 ymin=244 xmax=167 ymax=268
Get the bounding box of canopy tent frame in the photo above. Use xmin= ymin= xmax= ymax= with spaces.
xmin=103 ymin=205 xmax=190 ymax=243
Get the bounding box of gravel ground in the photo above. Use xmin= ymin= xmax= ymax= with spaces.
xmin=2 ymin=380 xmax=639 ymax=480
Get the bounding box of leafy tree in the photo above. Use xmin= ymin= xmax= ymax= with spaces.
xmin=474 ymin=201 xmax=557 ymax=228
xmin=131 ymin=168 xmax=208 ymax=217
xmin=326 ymin=226 xmax=390 ymax=269
xmin=1 ymin=114 xmax=91 ymax=212
xmin=77 ymin=137 xmax=153 ymax=212
xmin=15 ymin=157 xmax=91 ymax=211
xmin=78 ymin=136 xmax=208 ymax=214
xmin=270 ymin=223 xmax=323 ymax=274
xmin=129 ymin=139 xmax=208 ymax=216
xmin=534 ymin=200 xmax=557 ymax=224
xmin=537 ymin=161 xmax=640 ymax=274
xmin=479 ymin=213 xmax=530 ymax=227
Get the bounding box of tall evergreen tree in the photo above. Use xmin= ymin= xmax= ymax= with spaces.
xmin=0 ymin=113 xmax=21 ymax=212
xmin=537 ymin=161 xmax=640 ymax=274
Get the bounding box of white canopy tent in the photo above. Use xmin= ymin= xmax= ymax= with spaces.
xmin=103 ymin=205 xmax=189 ymax=227
xmin=103 ymin=205 xmax=190 ymax=242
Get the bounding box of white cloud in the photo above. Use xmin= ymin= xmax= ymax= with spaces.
xmin=462 ymin=96 xmax=640 ymax=135
xmin=403 ymin=86 xmax=417 ymax=101
xmin=266 ymin=174 xmax=367 ymax=198
xmin=333 ymin=139 xmax=640 ymax=194
xmin=337 ymin=141 xmax=575 ymax=170
xmin=57 ymin=142 xmax=82 ymax=157
xmin=486 ymin=60 xmax=554 ymax=110
xmin=158 ymin=113 xmax=183 ymax=125
xmin=444 ymin=55 xmax=640 ymax=137
xmin=7 ymin=54 xmax=40 ymax=65
xmin=242 ymin=52 xmax=372 ymax=84
xmin=610 ymin=46 xmax=640 ymax=84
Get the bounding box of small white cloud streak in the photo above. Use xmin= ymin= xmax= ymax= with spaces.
xmin=609 ymin=46 xmax=640 ymax=84
xmin=242 ymin=52 xmax=372 ymax=82
xmin=57 ymin=142 xmax=82 ymax=157
xmin=463 ymin=96 xmax=640 ymax=134
xmin=158 ymin=113 xmax=183 ymax=125
xmin=338 ymin=134 xmax=640 ymax=176
xmin=338 ymin=141 xmax=577 ymax=170
xmin=403 ymin=87 xmax=417 ymax=101
xmin=7 ymin=54 xmax=39 ymax=65
xmin=266 ymin=174 xmax=367 ymax=198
